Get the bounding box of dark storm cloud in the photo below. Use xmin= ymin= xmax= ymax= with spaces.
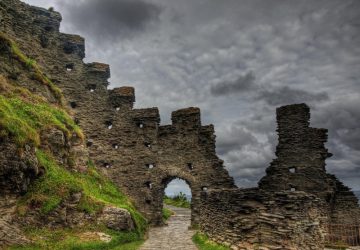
xmin=313 ymin=96 xmax=360 ymax=151
xmin=61 ymin=0 xmax=161 ymax=41
xmin=258 ymin=86 xmax=329 ymax=106
xmin=210 ymin=71 xmax=255 ymax=96
xmin=22 ymin=0 xmax=360 ymax=191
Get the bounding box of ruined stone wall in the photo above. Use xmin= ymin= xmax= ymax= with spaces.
xmin=0 ymin=0 xmax=235 ymax=225
xmin=258 ymin=104 xmax=360 ymax=224
xmin=1 ymin=1 xmax=360 ymax=248
xmin=198 ymin=188 xmax=327 ymax=250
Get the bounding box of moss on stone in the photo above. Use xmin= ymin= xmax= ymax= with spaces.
xmin=0 ymin=32 xmax=64 ymax=105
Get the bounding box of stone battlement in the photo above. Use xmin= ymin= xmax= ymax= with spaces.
xmin=0 ymin=1 xmax=359 ymax=249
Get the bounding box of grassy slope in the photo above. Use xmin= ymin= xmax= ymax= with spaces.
xmin=0 ymin=36 xmax=147 ymax=249
xmin=192 ymin=232 xmax=230 ymax=250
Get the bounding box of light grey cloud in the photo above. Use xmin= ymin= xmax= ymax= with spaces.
xmin=22 ymin=0 xmax=360 ymax=192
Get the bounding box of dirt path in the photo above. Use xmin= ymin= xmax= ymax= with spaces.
xmin=140 ymin=205 xmax=198 ymax=250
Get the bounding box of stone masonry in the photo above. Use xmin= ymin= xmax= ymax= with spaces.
xmin=0 ymin=0 xmax=235 ymax=226
xmin=0 ymin=1 xmax=360 ymax=249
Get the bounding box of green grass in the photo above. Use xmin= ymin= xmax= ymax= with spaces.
xmin=192 ymin=232 xmax=230 ymax=250
xmin=0 ymin=32 xmax=64 ymax=105
xmin=164 ymin=192 xmax=191 ymax=209
xmin=0 ymin=86 xmax=147 ymax=249
xmin=9 ymin=227 xmax=144 ymax=250
xmin=162 ymin=207 xmax=174 ymax=221
xmin=18 ymin=154 xmax=147 ymax=235
xmin=0 ymin=94 xmax=83 ymax=147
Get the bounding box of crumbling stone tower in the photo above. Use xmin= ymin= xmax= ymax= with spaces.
xmin=259 ymin=104 xmax=360 ymax=224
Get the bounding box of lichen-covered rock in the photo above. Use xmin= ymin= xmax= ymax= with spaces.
xmin=0 ymin=140 xmax=39 ymax=195
xmin=0 ymin=219 xmax=30 ymax=246
xmin=0 ymin=195 xmax=30 ymax=246
xmin=98 ymin=206 xmax=135 ymax=231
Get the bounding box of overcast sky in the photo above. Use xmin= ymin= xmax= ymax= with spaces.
xmin=23 ymin=0 xmax=360 ymax=194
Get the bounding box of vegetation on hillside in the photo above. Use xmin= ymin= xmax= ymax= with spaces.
xmin=0 ymin=39 xmax=147 ymax=248
xmin=192 ymin=232 xmax=230 ymax=250
xmin=0 ymin=32 xmax=64 ymax=105
xmin=10 ymin=227 xmax=144 ymax=250
xmin=163 ymin=192 xmax=191 ymax=209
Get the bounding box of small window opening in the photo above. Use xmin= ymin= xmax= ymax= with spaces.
xmin=86 ymin=139 xmax=93 ymax=147
xmin=202 ymin=186 xmax=208 ymax=192
xmin=87 ymin=84 xmax=96 ymax=92
xmin=74 ymin=118 xmax=80 ymax=125
xmin=136 ymin=122 xmax=144 ymax=128
xmin=187 ymin=163 xmax=194 ymax=170
xmin=66 ymin=63 xmax=74 ymax=72
xmin=115 ymin=107 xmax=120 ymax=111
xmin=105 ymin=121 xmax=113 ymax=130
xmin=103 ymin=163 xmax=111 ymax=169
xmin=289 ymin=167 xmax=296 ymax=173
xmin=144 ymin=142 xmax=151 ymax=148
xmin=112 ymin=143 xmax=119 ymax=149
xmin=290 ymin=187 xmax=296 ymax=192
xmin=145 ymin=199 xmax=151 ymax=205
xmin=145 ymin=181 xmax=153 ymax=189
xmin=145 ymin=163 xmax=155 ymax=169
xmin=70 ymin=101 xmax=77 ymax=109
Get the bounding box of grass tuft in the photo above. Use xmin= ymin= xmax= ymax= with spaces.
xmin=162 ymin=207 xmax=174 ymax=221
xmin=192 ymin=232 xmax=230 ymax=250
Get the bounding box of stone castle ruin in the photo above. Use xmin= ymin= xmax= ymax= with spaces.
xmin=0 ymin=0 xmax=359 ymax=249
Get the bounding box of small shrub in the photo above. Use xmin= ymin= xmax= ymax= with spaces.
xmin=162 ymin=207 xmax=174 ymax=221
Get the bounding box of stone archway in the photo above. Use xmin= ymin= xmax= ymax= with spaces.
xmin=161 ymin=176 xmax=196 ymax=226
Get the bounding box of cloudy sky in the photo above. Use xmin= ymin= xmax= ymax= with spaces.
xmin=23 ymin=0 xmax=360 ymax=194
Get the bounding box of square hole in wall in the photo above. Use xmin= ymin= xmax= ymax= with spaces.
xmin=87 ymin=84 xmax=97 ymax=92
xmin=105 ymin=121 xmax=113 ymax=130
xmin=70 ymin=101 xmax=77 ymax=109
xmin=136 ymin=122 xmax=144 ymax=128
xmin=145 ymin=181 xmax=153 ymax=189
xmin=187 ymin=163 xmax=194 ymax=170
xmin=289 ymin=167 xmax=296 ymax=173
xmin=66 ymin=63 xmax=74 ymax=72
xmin=145 ymin=163 xmax=155 ymax=169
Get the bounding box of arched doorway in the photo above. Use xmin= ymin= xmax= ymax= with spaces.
xmin=164 ymin=178 xmax=192 ymax=215
xmin=158 ymin=176 xmax=200 ymax=227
